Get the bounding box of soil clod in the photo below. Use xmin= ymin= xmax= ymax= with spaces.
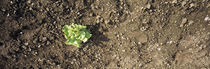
xmin=180 ymin=18 xmax=188 ymax=27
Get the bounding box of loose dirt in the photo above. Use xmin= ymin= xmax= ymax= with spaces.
xmin=0 ymin=0 xmax=210 ymax=69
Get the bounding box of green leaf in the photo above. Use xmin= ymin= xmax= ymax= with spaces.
xmin=62 ymin=23 xmax=92 ymax=47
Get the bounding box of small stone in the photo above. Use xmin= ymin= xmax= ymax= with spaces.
xmin=188 ymin=20 xmax=194 ymax=25
xmin=32 ymin=51 xmax=38 ymax=55
xmin=71 ymin=62 xmax=74 ymax=64
xmin=95 ymin=6 xmax=99 ymax=9
xmin=10 ymin=1 xmax=13 ymax=4
xmin=146 ymin=4 xmax=151 ymax=9
xmin=112 ymin=25 xmax=116 ymax=28
xmin=34 ymin=52 xmax=38 ymax=55
xmin=40 ymin=9 xmax=43 ymax=12
xmin=7 ymin=13 xmax=10 ymax=17
xmin=172 ymin=0 xmax=177 ymax=4
xmin=181 ymin=1 xmax=187 ymax=6
xmin=49 ymin=37 xmax=54 ymax=40
xmin=100 ymin=18 xmax=104 ymax=23
xmin=140 ymin=27 xmax=147 ymax=31
xmin=105 ymin=20 xmax=110 ymax=24
xmin=29 ymin=7 xmax=32 ymax=10
xmin=190 ymin=3 xmax=195 ymax=8
xmin=1 ymin=8 xmax=6 ymax=12
xmin=33 ymin=38 xmax=38 ymax=43
xmin=46 ymin=8 xmax=49 ymax=11
xmin=204 ymin=16 xmax=210 ymax=21
xmin=15 ymin=47 xmax=20 ymax=51
xmin=180 ymin=18 xmax=188 ymax=27
xmin=46 ymin=41 xmax=51 ymax=45
xmin=89 ymin=13 xmax=93 ymax=16
xmin=96 ymin=16 xmax=101 ymax=23
xmin=28 ymin=48 xmax=31 ymax=51
xmin=122 ymin=50 xmax=125 ymax=52
xmin=157 ymin=48 xmax=161 ymax=51
xmin=42 ymin=37 xmax=47 ymax=42
xmin=37 ymin=45 xmax=41 ymax=48
xmin=73 ymin=59 xmax=76 ymax=61
xmin=207 ymin=4 xmax=210 ymax=8
xmin=113 ymin=19 xmax=118 ymax=23
xmin=24 ymin=55 xmax=27 ymax=57
xmin=20 ymin=32 xmax=23 ymax=34
xmin=96 ymin=19 xmax=100 ymax=23
xmin=24 ymin=43 xmax=29 ymax=46
xmin=27 ymin=0 xmax=31 ymax=3
xmin=96 ymin=15 xmax=100 ymax=19
xmin=22 ymin=46 xmax=27 ymax=49
xmin=142 ymin=19 xmax=150 ymax=24
xmin=138 ymin=42 xmax=141 ymax=45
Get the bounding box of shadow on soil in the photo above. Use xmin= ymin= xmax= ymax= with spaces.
xmin=84 ymin=24 xmax=109 ymax=47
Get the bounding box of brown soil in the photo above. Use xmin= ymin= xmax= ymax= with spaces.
xmin=0 ymin=0 xmax=210 ymax=69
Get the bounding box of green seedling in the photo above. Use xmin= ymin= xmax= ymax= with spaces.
xmin=62 ymin=23 xmax=92 ymax=47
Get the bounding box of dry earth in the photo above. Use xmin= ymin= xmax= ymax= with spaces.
xmin=0 ymin=0 xmax=210 ymax=69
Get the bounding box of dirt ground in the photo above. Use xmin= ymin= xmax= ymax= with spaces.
xmin=0 ymin=0 xmax=210 ymax=69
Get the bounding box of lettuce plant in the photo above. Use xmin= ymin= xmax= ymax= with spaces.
xmin=62 ymin=23 xmax=92 ymax=47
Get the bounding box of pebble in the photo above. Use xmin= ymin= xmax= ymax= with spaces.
xmin=96 ymin=19 xmax=100 ymax=23
xmin=100 ymin=18 xmax=104 ymax=23
xmin=24 ymin=55 xmax=27 ymax=57
xmin=122 ymin=50 xmax=125 ymax=52
xmin=7 ymin=13 xmax=10 ymax=17
xmin=105 ymin=20 xmax=110 ymax=24
xmin=27 ymin=0 xmax=31 ymax=3
xmin=141 ymin=27 xmax=147 ymax=31
xmin=96 ymin=16 xmax=101 ymax=23
xmin=22 ymin=46 xmax=27 ymax=49
xmin=33 ymin=39 xmax=37 ymax=43
xmin=49 ymin=37 xmax=54 ymax=40
xmin=204 ymin=16 xmax=210 ymax=21
xmin=20 ymin=32 xmax=23 ymax=34
xmin=207 ymin=4 xmax=210 ymax=8
xmin=157 ymin=48 xmax=161 ymax=51
xmin=1 ymin=8 xmax=6 ymax=12
xmin=33 ymin=51 xmax=38 ymax=55
xmin=146 ymin=4 xmax=151 ymax=9
xmin=172 ymin=0 xmax=177 ymax=4
xmin=190 ymin=3 xmax=195 ymax=8
xmin=180 ymin=18 xmax=188 ymax=27
xmin=24 ymin=43 xmax=29 ymax=46
xmin=37 ymin=45 xmax=41 ymax=48
xmin=114 ymin=19 xmax=119 ymax=23
xmin=142 ymin=19 xmax=150 ymax=24
xmin=42 ymin=37 xmax=47 ymax=42
xmin=89 ymin=13 xmax=93 ymax=16
xmin=188 ymin=20 xmax=194 ymax=25
xmin=95 ymin=6 xmax=99 ymax=9
xmin=46 ymin=41 xmax=51 ymax=45
xmin=46 ymin=8 xmax=49 ymax=11
xmin=96 ymin=15 xmax=100 ymax=19
xmin=10 ymin=1 xmax=13 ymax=4
xmin=28 ymin=48 xmax=31 ymax=51
xmin=181 ymin=0 xmax=187 ymax=6
xmin=29 ymin=7 xmax=33 ymax=10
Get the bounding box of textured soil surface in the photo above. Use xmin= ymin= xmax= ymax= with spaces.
xmin=0 ymin=0 xmax=210 ymax=69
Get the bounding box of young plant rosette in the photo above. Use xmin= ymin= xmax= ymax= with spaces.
xmin=62 ymin=23 xmax=92 ymax=47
